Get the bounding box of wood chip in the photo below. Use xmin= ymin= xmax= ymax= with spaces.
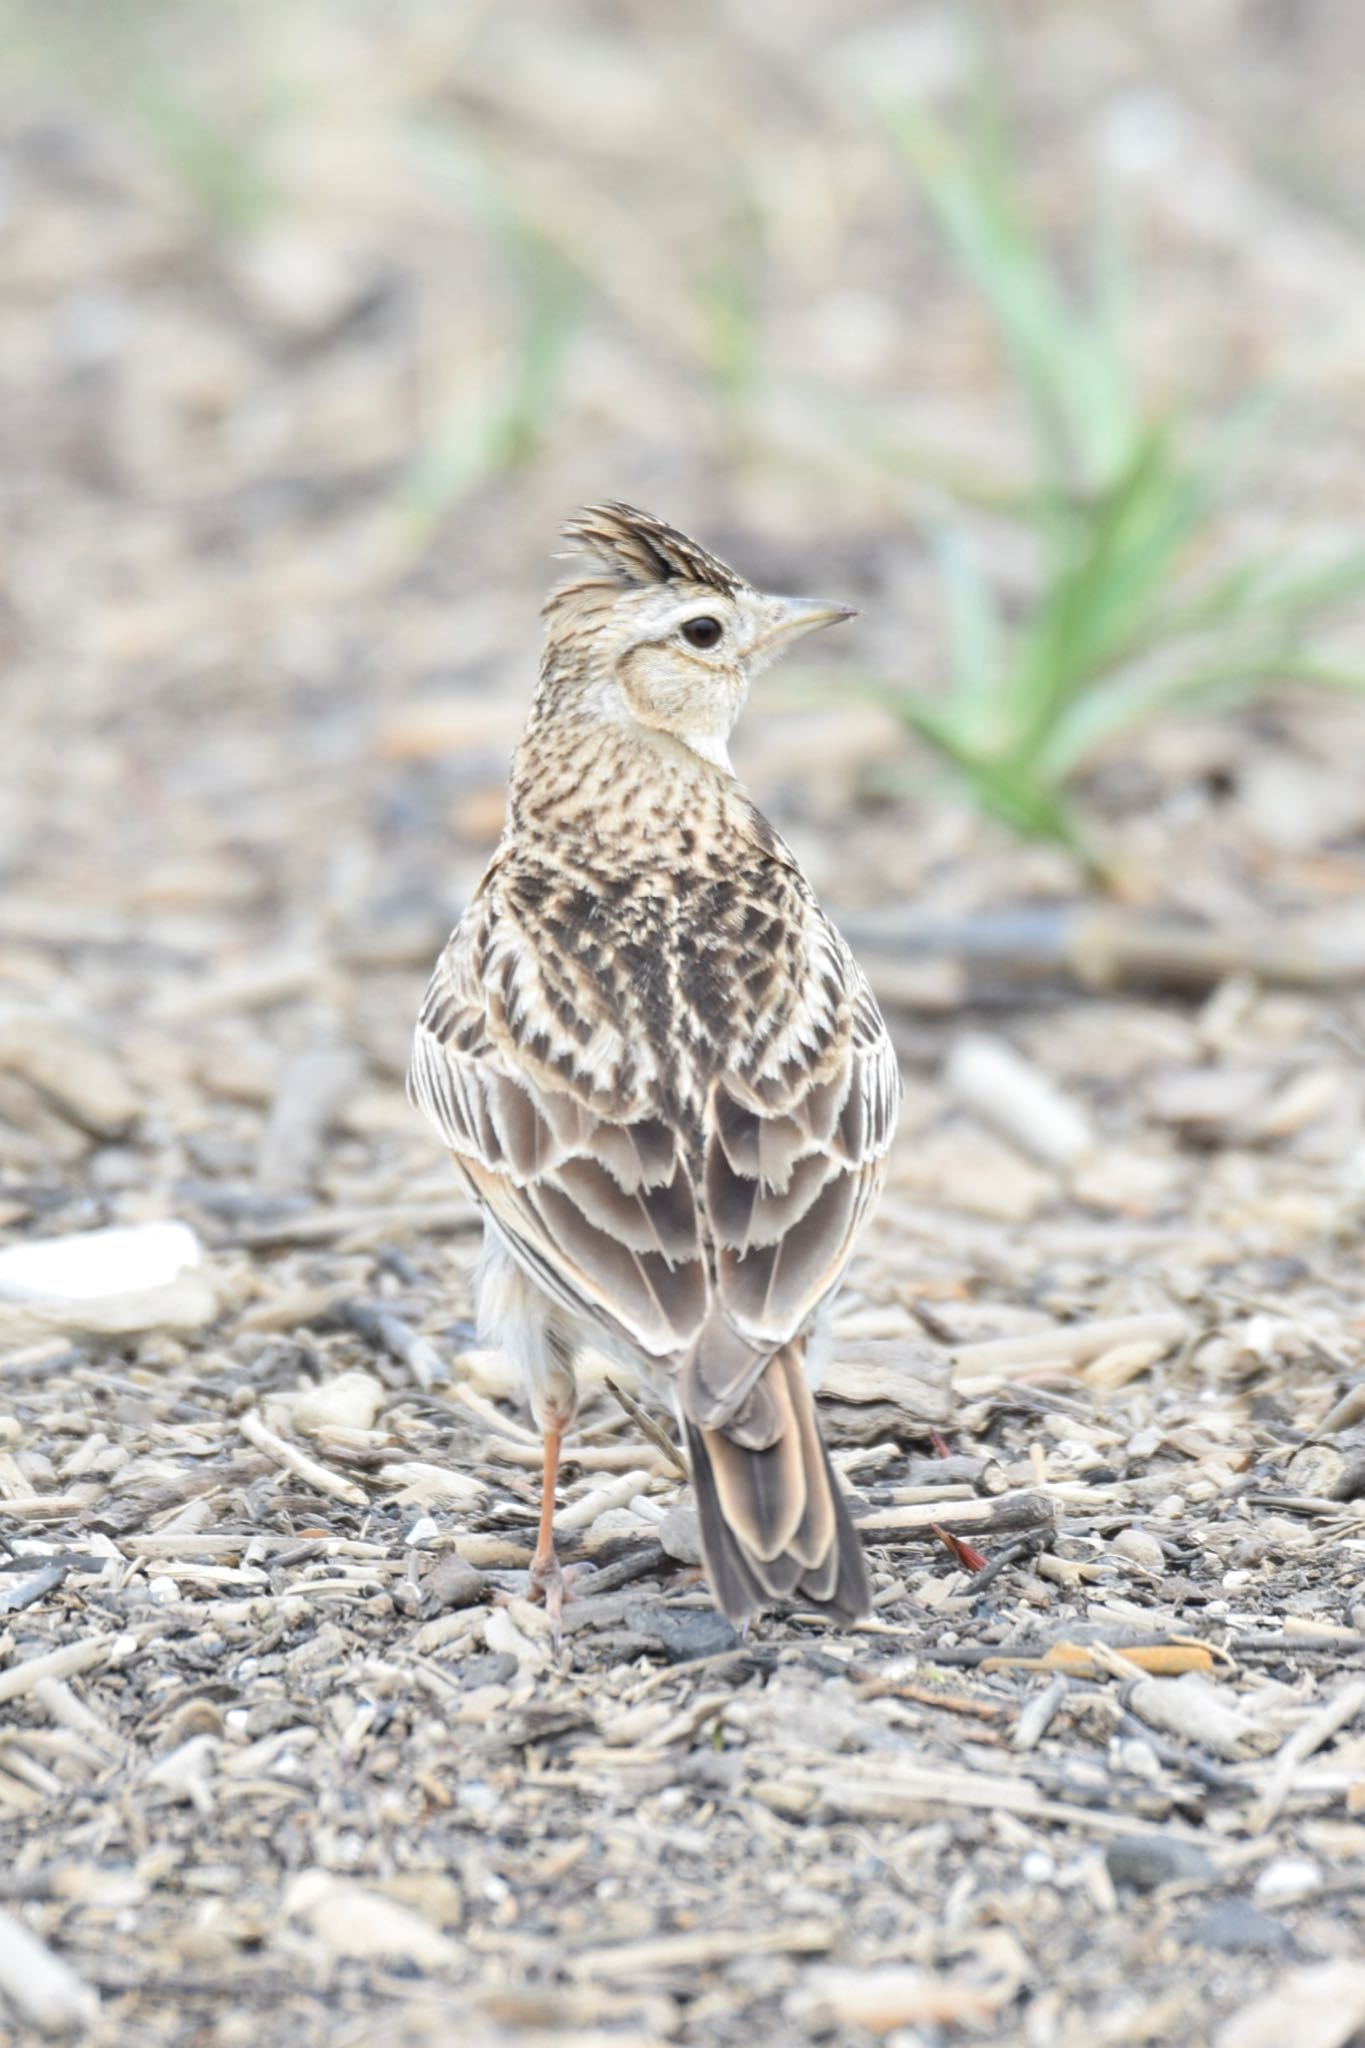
xmin=789 ymin=1962 xmax=1012 ymax=2034
xmin=1124 ymin=1672 xmax=1267 ymax=1760
xmin=951 ymin=1311 xmax=1188 ymax=1377
xmin=284 ymin=1869 xmax=460 ymax=1968
xmin=1217 ymin=1962 xmax=1365 ymax=2048
xmin=237 ymin=1408 xmax=367 ymax=1506
xmin=0 ymin=1904 xmax=98 ymax=2035
xmin=1251 ymin=1679 xmax=1365 ymax=1830
xmin=568 ymin=1918 xmax=835 ymax=1979
xmin=946 ymin=1030 xmax=1096 ymax=1167
xmin=0 ymin=1637 xmax=113 ymax=1707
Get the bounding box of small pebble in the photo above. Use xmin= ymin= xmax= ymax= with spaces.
xmin=147 ymin=1575 xmax=180 ymax=1604
xmin=659 ymin=1505 xmax=703 ymax=1566
xmin=1185 ymin=1900 xmax=1295 ymax=1955
xmin=626 ymin=1601 xmax=740 ymax=1663
xmin=1254 ymin=1857 xmax=1322 ymax=1905
xmin=591 ymin=1506 xmax=654 ymax=1537
xmin=1110 ymin=1527 xmax=1165 ymax=1575
xmin=1021 ymin=1850 xmax=1055 ymax=1885
xmin=484 ymin=1606 xmax=546 ymax=1673
xmin=421 ymin=1556 xmax=486 ymax=1613
xmin=403 ymin=1515 xmax=440 ymax=1548
xmin=292 ymin=1371 xmax=383 ymax=1435
xmin=1286 ymin=1444 xmax=1345 ymax=1498
xmin=1111 ymin=1736 xmax=1162 ymax=1782
xmin=1105 ymin=1834 xmax=1217 ymax=1892
xmin=456 ymin=1781 xmax=499 ymax=1819
xmin=459 ymin=1653 xmax=517 ymax=1690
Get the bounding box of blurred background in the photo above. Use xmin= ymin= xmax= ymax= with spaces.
xmin=4 ymin=0 xmax=1365 ymax=1212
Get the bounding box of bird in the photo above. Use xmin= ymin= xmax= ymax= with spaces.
xmin=408 ymin=503 xmax=900 ymax=1638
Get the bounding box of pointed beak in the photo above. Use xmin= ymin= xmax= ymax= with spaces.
xmin=758 ymin=595 xmax=858 ymax=653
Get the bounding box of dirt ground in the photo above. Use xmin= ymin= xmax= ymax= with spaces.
xmin=4 ymin=4 xmax=1365 ymax=2044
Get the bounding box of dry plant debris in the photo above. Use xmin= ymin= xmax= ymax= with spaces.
xmin=3 ymin=2 xmax=1365 ymax=2043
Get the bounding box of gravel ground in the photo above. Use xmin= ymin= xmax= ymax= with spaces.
xmin=4 ymin=5 xmax=1365 ymax=2044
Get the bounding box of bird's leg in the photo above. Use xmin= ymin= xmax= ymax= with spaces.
xmin=478 ymin=1247 xmax=579 ymax=1649
xmin=529 ymin=1421 xmax=566 ymax=1647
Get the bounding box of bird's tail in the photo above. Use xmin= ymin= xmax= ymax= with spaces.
xmin=683 ymin=1344 xmax=869 ymax=1625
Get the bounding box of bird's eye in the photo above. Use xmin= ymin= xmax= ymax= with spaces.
xmin=681 ymin=615 xmax=722 ymax=649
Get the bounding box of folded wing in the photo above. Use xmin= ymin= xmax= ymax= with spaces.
xmin=409 ymin=888 xmax=898 ymax=1394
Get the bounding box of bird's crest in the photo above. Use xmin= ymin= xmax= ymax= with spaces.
xmin=553 ymin=502 xmax=744 ymax=603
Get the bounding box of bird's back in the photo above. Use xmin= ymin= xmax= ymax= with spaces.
xmin=466 ymin=785 xmax=844 ymax=1135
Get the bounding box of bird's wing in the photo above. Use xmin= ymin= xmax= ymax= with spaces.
xmin=408 ymin=879 xmax=899 ymax=1395
xmin=409 ymin=882 xmax=710 ymax=1356
xmin=684 ymin=924 xmax=900 ymax=1428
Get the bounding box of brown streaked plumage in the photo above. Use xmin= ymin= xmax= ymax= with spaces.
xmin=409 ymin=503 xmax=900 ymax=1633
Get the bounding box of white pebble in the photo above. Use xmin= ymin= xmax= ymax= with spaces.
xmin=484 ymin=1605 xmax=545 ymax=1673
xmin=557 ymin=1470 xmax=654 ymax=1531
xmin=1255 ymin=1857 xmax=1322 ymax=1904
xmin=1111 ymin=1527 xmax=1166 ymax=1575
xmin=292 ymin=1371 xmax=384 ymax=1435
xmin=1111 ymin=1736 xmax=1162 ymax=1782
xmin=458 ymin=1781 xmax=498 ymax=1818
xmin=590 ymin=1506 xmax=654 ymax=1538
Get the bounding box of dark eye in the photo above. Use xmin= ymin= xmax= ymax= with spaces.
xmin=681 ymin=615 xmax=722 ymax=649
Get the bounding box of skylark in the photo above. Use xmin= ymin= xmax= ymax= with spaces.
xmin=409 ymin=504 xmax=900 ymax=1634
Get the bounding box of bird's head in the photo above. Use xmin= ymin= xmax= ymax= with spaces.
xmin=541 ymin=503 xmax=855 ymax=772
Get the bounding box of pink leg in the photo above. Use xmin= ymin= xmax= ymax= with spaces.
xmin=530 ymin=1423 xmax=566 ymax=1649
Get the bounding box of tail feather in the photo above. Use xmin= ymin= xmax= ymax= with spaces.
xmin=684 ymin=1345 xmax=869 ymax=1625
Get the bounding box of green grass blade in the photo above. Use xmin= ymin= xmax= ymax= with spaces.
xmin=1008 ymin=422 xmax=1202 ymax=749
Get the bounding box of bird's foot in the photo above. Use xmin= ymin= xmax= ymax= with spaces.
xmin=528 ymin=1551 xmax=590 ymax=1656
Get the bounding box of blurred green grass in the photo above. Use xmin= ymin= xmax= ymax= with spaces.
xmin=11 ymin=0 xmax=1365 ymax=885
xmin=885 ymin=83 xmax=1365 ymax=873
xmin=394 ymin=137 xmax=587 ymax=548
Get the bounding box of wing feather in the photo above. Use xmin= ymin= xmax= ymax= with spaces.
xmin=409 ymin=880 xmax=899 ymax=1397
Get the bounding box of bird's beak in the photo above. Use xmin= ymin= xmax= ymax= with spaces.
xmin=756 ymin=595 xmax=858 ymax=654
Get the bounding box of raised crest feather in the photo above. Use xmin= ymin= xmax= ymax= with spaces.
xmin=555 ymin=501 xmax=745 ymax=598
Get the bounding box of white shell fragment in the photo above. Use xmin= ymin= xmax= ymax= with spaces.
xmin=0 ymin=1221 xmax=202 ymax=1303
xmin=0 ymin=1221 xmax=217 ymax=1338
